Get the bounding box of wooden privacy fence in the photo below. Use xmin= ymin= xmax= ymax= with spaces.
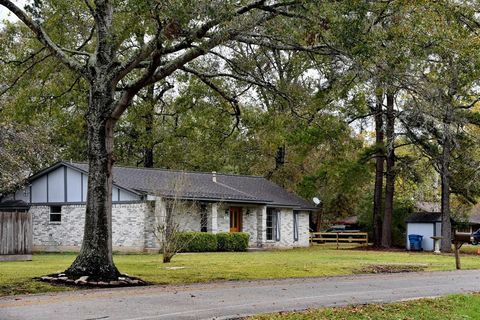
xmin=0 ymin=211 xmax=32 ymax=261
xmin=310 ymin=232 xmax=368 ymax=249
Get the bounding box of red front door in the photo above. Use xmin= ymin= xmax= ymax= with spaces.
xmin=229 ymin=207 xmax=242 ymax=232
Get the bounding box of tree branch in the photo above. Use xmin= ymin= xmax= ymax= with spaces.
xmin=181 ymin=66 xmax=242 ymax=138
xmin=0 ymin=53 xmax=53 ymax=97
xmin=0 ymin=0 xmax=88 ymax=78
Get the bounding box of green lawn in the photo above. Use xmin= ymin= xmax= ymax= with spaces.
xmin=248 ymin=294 xmax=480 ymax=319
xmin=1 ymin=246 xmax=480 ymax=296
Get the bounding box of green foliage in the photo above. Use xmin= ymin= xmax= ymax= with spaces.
xmin=0 ymin=120 xmax=57 ymax=193
xmin=176 ymin=232 xmax=217 ymax=252
xmin=216 ymin=232 xmax=250 ymax=252
xmin=297 ymin=155 xmax=372 ymax=218
xmin=358 ymin=197 xmax=415 ymax=247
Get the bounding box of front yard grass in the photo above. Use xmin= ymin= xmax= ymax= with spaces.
xmin=1 ymin=246 xmax=480 ymax=296
xmin=248 ymin=293 xmax=480 ymax=320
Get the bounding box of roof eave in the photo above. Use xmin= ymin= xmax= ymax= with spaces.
xmin=153 ymin=194 xmax=270 ymax=204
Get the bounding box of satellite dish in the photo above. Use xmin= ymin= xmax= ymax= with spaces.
xmin=312 ymin=197 xmax=321 ymax=205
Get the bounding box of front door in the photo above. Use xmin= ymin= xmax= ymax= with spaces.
xmin=229 ymin=207 xmax=242 ymax=232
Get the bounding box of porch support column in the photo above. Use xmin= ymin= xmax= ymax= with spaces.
xmin=257 ymin=205 xmax=267 ymax=247
xmin=210 ymin=203 xmax=218 ymax=234
xmin=154 ymin=197 xmax=166 ymax=222
xmin=153 ymin=196 xmax=167 ymax=248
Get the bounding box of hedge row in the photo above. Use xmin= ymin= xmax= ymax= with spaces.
xmin=177 ymin=232 xmax=250 ymax=252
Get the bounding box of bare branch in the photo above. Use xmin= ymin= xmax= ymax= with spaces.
xmin=111 ymin=28 xmax=240 ymax=120
xmin=76 ymin=26 xmax=96 ymax=51
xmin=234 ymin=34 xmax=331 ymax=54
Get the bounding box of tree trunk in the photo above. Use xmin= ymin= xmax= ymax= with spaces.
xmin=382 ymin=91 xmax=395 ymax=248
xmin=315 ymin=205 xmax=323 ymax=232
xmin=163 ymin=255 xmax=172 ymax=263
xmin=454 ymin=241 xmax=461 ymax=270
xmin=65 ymin=83 xmax=120 ymax=280
xmin=266 ymin=144 xmax=286 ymax=183
xmin=274 ymin=145 xmax=286 ymax=170
xmin=373 ymin=89 xmax=384 ymax=247
xmin=440 ymin=119 xmax=452 ymax=252
xmin=143 ymin=84 xmax=155 ymax=168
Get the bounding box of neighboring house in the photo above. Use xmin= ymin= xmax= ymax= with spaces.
xmin=460 ymin=204 xmax=480 ymax=233
xmin=0 ymin=161 xmax=316 ymax=252
xmin=406 ymin=202 xmax=480 ymax=251
xmin=405 ymin=212 xmax=442 ymax=251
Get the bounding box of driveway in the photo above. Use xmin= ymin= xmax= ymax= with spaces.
xmin=1 ymin=270 xmax=480 ymax=320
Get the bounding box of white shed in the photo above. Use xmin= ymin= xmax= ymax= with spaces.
xmin=405 ymin=212 xmax=442 ymax=251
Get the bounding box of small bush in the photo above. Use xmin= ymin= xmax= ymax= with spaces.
xmin=175 ymin=232 xmax=250 ymax=252
xmin=176 ymin=232 xmax=217 ymax=252
xmin=216 ymin=232 xmax=250 ymax=252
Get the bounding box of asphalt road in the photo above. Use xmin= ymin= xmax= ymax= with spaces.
xmin=1 ymin=270 xmax=480 ymax=320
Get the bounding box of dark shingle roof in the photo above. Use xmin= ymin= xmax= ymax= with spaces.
xmin=406 ymin=212 xmax=442 ymax=223
xmin=0 ymin=200 xmax=30 ymax=211
xmin=66 ymin=162 xmax=316 ymax=210
xmin=469 ymin=205 xmax=480 ymax=224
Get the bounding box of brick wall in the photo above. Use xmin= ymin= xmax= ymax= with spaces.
xmin=31 ymin=203 xmax=152 ymax=252
xmin=30 ymin=201 xmax=310 ymax=252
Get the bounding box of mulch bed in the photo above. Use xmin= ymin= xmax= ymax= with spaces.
xmin=35 ymin=273 xmax=149 ymax=288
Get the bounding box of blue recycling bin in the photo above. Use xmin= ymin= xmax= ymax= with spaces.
xmin=408 ymin=234 xmax=423 ymax=251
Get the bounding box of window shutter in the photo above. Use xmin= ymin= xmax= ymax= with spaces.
xmin=275 ymin=210 xmax=281 ymax=241
xmin=293 ymin=211 xmax=299 ymax=242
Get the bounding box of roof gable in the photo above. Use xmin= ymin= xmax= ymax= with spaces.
xmin=28 ymin=161 xmax=142 ymax=196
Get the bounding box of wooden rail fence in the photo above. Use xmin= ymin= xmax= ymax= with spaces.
xmin=310 ymin=232 xmax=369 ymax=249
xmin=0 ymin=211 xmax=32 ymax=261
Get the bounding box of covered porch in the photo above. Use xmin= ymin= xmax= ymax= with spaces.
xmin=152 ymin=197 xmax=309 ymax=248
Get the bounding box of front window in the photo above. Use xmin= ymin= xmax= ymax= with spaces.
xmin=267 ymin=208 xmax=280 ymax=241
xmin=200 ymin=204 xmax=208 ymax=232
xmin=49 ymin=206 xmax=62 ymax=223
xmin=266 ymin=209 xmax=273 ymax=240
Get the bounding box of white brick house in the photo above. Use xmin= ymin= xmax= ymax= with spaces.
xmin=0 ymin=161 xmax=316 ymax=252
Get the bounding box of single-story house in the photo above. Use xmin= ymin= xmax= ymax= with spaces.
xmin=0 ymin=161 xmax=317 ymax=252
